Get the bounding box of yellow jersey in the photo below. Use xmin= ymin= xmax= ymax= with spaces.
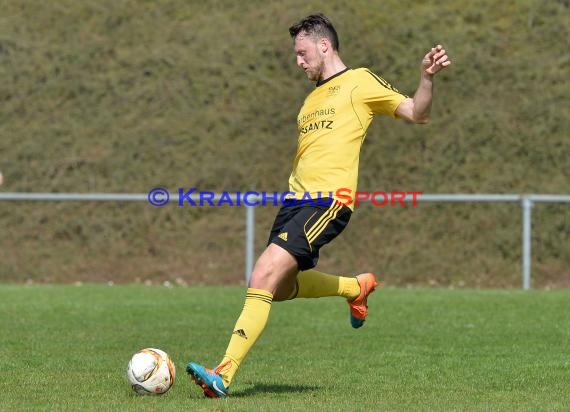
xmin=288 ymin=68 xmax=407 ymax=209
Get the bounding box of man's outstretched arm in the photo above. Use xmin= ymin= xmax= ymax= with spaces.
xmin=395 ymin=44 xmax=451 ymax=124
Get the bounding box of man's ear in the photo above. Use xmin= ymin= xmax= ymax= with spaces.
xmin=320 ymin=38 xmax=329 ymax=53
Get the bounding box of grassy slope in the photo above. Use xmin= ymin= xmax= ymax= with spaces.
xmin=0 ymin=0 xmax=568 ymax=286
xmin=0 ymin=285 xmax=568 ymax=410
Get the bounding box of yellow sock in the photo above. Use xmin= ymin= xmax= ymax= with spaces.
xmin=293 ymin=269 xmax=360 ymax=300
xmin=218 ymin=288 xmax=273 ymax=388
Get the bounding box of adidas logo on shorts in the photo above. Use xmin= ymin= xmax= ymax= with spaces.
xmin=278 ymin=232 xmax=288 ymax=241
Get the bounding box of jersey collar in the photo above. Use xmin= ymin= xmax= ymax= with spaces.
xmin=316 ymin=68 xmax=350 ymax=87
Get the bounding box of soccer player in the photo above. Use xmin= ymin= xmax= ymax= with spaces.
xmin=187 ymin=13 xmax=451 ymax=398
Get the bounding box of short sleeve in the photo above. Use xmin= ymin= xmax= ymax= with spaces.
xmin=355 ymin=68 xmax=408 ymax=117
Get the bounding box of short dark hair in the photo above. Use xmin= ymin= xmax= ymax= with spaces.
xmin=288 ymin=13 xmax=340 ymax=51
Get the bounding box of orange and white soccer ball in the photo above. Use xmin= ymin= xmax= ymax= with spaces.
xmin=126 ymin=348 xmax=176 ymax=395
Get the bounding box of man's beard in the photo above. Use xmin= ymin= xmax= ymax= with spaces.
xmin=306 ymin=58 xmax=325 ymax=81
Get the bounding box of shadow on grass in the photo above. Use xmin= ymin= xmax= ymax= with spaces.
xmin=231 ymin=383 xmax=320 ymax=397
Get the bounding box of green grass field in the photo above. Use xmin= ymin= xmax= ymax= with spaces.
xmin=0 ymin=285 xmax=568 ymax=411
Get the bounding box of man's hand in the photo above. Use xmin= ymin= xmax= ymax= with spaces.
xmin=422 ymin=45 xmax=451 ymax=75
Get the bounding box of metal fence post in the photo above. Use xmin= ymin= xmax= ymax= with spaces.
xmin=522 ymin=197 xmax=534 ymax=290
xmin=245 ymin=205 xmax=255 ymax=285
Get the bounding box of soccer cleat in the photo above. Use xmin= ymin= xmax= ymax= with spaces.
xmin=348 ymin=272 xmax=379 ymax=328
xmin=186 ymin=361 xmax=229 ymax=398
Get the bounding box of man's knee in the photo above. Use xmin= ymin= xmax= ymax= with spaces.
xmin=248 ymin=244 xmax=298 ymax=293
xmin=273 ymin=278 xmax=298 ymax=302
